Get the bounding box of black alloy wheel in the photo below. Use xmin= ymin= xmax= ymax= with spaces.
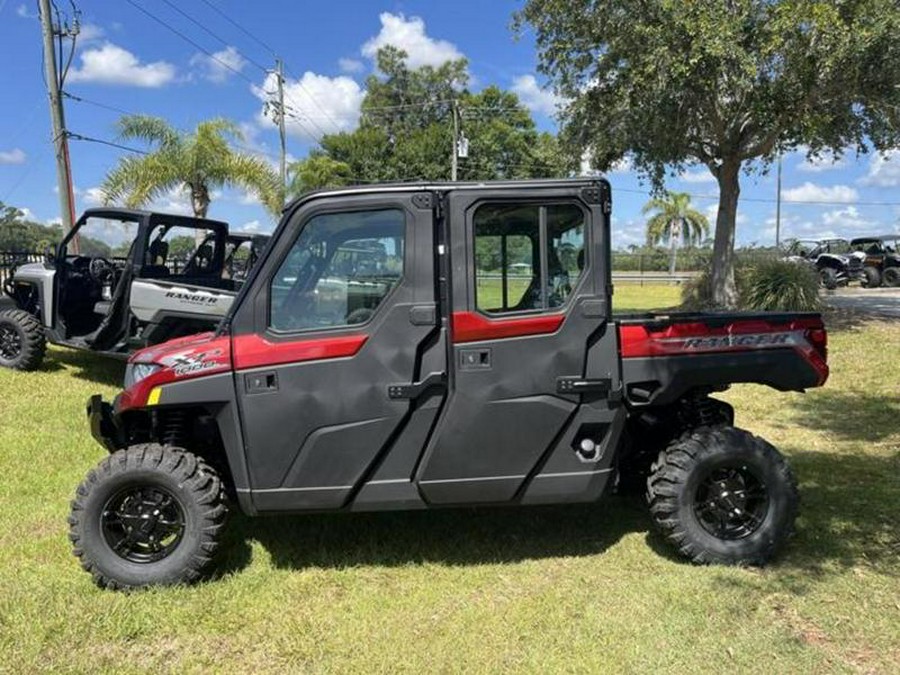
xmin=101 ymin=485 xmax=186 ymax=564
xmin=693 ymin=465 xmax=769 ymax=540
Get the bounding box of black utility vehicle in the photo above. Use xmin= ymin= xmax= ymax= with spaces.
xmin=781 ymin=238 xmax=864 ymax=289
xmin=850 ymin=234 xmax=900 ymax=287
xmin=71 ymin=180 xmax=829 ymax=589
xmin=0 ymin=208 xmax=264 ymax=371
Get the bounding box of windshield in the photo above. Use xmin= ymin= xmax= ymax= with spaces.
xmin=67 ymin=216 xmax=140 ymax=259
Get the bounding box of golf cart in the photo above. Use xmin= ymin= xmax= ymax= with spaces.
xmin=0 ymin=208 xmax=258 ymax=371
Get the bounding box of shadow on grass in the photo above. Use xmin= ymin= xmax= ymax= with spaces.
xmin=791 ymin=390 xmax=900 ymax=442
xmin=46 ymin=347 xmax=125 ymax=388
xmin=212 ymin=445 xmax=898 ymax=582
xmin=215 ymin=495 xmax=651 ymax=576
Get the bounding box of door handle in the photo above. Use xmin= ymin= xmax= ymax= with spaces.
xmin=244 ymin=371 xmax=278 ymax=394
xmin=387 ymin=372 xmax=446 ymax=400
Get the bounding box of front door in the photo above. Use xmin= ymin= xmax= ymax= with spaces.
xmin=416 ymin=182 xmax=625 ymax=505
xmin=232 ymin=191 xmax=442 ymax=511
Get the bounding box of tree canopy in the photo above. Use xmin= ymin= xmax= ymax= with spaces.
xmin=517 ymin=0 xmax=900 ymax=305
xmin=313 ymin=46 xmax=573 ymax=184
xmin=100 ymin=116 xmax=282 ymax=219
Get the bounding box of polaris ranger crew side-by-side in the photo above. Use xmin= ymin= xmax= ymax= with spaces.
xmin=0 ymin=208 xmax=269 ymax=371
xmin=69 ymin=179 xmax=829 ymax=589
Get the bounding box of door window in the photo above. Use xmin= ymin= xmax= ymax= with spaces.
xmin=474 ymin=203 xmax=585 ymax=314
xmin=270 ymin=209 xmax=405 ymax=332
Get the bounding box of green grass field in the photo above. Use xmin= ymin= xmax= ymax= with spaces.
xmin=0 ymin=286 xmax=897 ymax=673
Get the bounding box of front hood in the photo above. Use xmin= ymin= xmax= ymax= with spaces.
xmin=118 ymin=331 xmax=232 ymax=412
xmin=131 ymin=331 xmax=222 ymax=365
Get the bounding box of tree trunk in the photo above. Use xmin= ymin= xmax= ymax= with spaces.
xmin=669 ymin=219 xmax=680 ymax=277
xmin=711 ymin=160 xmax=741 ymax=307
xmin=190 ymin=183 xmax=210 ymax=246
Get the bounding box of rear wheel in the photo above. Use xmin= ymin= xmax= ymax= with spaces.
xmin=818 ymin=267 xmax=838 ymax=290
xmin=0 ymin=308 xmax=46 ymax=371
xmin=647 ymin=426 xmax=798 ymax=566
xmin=882 ymin=267 xmax=900 ymax=288
xmin=68 ymin=444 xmax=227 ymax=590
xmin=862 ymin=266 xmax=881 ymax=288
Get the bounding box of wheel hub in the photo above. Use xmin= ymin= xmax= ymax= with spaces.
xmin=101 ymin=486 xmax=185 ymax=563
xmin=694 ymin=465 xmax=769 ymax=540
xmin=0 ymin=325 xmax=21 ymax=360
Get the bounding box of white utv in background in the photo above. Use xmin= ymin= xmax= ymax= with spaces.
xmin=0 ymin=208 xmax=268 ymax=371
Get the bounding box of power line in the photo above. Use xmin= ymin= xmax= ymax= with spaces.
xmin=614 ymin=186 xmax=900 ymax=208
xmin=122 ymin=0 xmax=255 ymax=85
xmin=157 ymin=0 xmax=269 ymax=73
xmin=67 ymin=132 xmax=149 ymax=155
xmin=62 ymin=92 xmax=135 ymax=117
xmin=195 ymin=0 xmax=279 ymax=57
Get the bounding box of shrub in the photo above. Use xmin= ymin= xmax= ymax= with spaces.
xmin=741 ymin=258 xmax=821 ymax=311
xmin=681 ymin=258 xmax=820 ymax=312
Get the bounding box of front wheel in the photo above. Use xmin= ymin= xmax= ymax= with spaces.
xmin=0 ymin=308 xmax=46 ymax=370
xmin=862 ymin=266 xmax=881 ymax=288
xmin=647 ymin=426 xmax=798 ymax=566
xmin=68 ymin=444 xmax=227 ymax=590
xmin=819 ymin=267 xmax=839 ymax=290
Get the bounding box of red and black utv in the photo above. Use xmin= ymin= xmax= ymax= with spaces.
xmin=69 ymin=179 xmax=828 ymax=589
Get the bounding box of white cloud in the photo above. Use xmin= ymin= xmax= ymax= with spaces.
xmin=361 ymin=12 xmax=463 ymax=69
xmin=16 ymin=4 xmax=36 ymax=18
xmin=253 ymin=71 xmax=364 ymax=140
xmin=82 ymin=187 xmax=105 ymax=206
xmin=68 ymin=43 xmax=176 ymax=87
xmin=190 ymin=46 xmax=246 ymax=83
xmin=511 ymin=74 xmax=562 ymax=117
xmin=781 ymin=182 xmax=858 ymax=204
xmin=677 ymin=168 xmax=716 ymax=184
xmin=338 ymin=57 xmax=364 ymax=74
xmin=78 ymin=23 xmax=105 ymax=43
xmin=0 ymin=148 xmax=26 ymax=164
xmin=859 ymin=150 xmax=900 ymax=188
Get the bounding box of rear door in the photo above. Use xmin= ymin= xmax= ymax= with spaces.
xmin=231 ymin=190 xmax=442 ymax=511
xmin=416 ymin=182 xmax=625 ymax=505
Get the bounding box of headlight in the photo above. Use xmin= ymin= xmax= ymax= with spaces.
xmin=124 ymin=363 xmax=162 ymax=388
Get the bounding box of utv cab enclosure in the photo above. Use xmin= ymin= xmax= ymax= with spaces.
xmin=1 ymin=208 xmax=251 ymax=371
xmin=70 ymin=180 xmax=829 ymax=589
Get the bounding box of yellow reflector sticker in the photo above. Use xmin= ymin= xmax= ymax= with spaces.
xmin=147 ymin=387 xmax=162 ymax=406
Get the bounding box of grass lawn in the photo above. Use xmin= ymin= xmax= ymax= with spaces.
xmin=0 ymin=287 xmax=897 ymax=673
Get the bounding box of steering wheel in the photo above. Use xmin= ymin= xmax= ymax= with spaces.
xmin=89 ymin=258 xmax=114 ymax=284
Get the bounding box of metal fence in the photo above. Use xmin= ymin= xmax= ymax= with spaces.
xmin=0 ymin=251 xmax=44 ymax=290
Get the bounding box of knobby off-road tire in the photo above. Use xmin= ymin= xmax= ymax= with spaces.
xmin=862 ymin=266 xmax=882 ymax=288
xmin=882 ymin=267 xmax=900 ymax=288
xmin=69 ymin=444 xmax=227 ymax=590
xmin=647 ymin=426 xmax=798 ymax=566
xmin=0 ymin=308 xmax=46 ymax=371
xmin=819 ymin=267 xmax=839 ymax=290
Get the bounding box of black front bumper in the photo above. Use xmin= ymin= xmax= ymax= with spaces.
xmin=87 ymin=394 xmax=123 ymax=452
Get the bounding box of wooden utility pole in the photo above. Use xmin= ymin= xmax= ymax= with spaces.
xmin=38 ymin=0 xmax=78 ymax=251
xmin=275 ymin=59 xmax=287 ymax=205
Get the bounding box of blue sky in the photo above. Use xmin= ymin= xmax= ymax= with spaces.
xmin=2 ymin=0 xmax=899 ymax=249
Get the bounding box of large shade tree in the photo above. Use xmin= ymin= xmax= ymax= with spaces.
xmin=101 ymin=116 xmax=282 ymax=219
xmin=517 ymin=0 xmax=900 ymax=306
xmin=643 ymin=191 xmax=709 ymax=275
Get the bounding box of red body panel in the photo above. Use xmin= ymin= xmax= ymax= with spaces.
xmin=618 ymin=316 xmax=829 ymax=385
xmin=232 ymin=333 xmax=368 ymax=370
xmin=451 ymin=310 xmax=565 ymax=343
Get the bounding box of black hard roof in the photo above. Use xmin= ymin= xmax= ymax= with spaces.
xmin=284 ymin=177 xmax=609 ymax=213
xmin=850 ymin=234 xmax=900 ymax=242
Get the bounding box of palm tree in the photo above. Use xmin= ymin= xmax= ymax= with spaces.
xmin=643 ymin=191 xmax=709 ymax=276
xmin=287 ymin=155 xmax=353 ymax=198
xmin=100 ymin=116 xmax=282 ymax=222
